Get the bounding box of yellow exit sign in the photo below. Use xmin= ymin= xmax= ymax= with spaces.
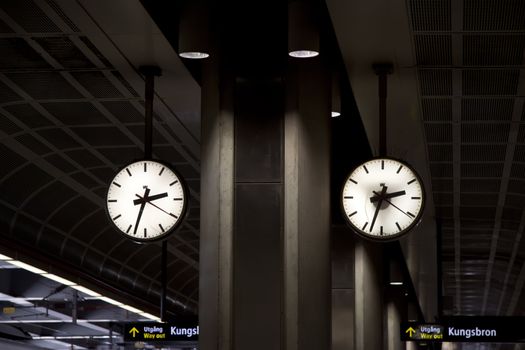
xmin=3 ymin=307 xmax=15 ymax=314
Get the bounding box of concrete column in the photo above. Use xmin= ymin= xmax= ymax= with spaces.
xmin=354 ymin=239 xmax=384 ymax=350
xmin=284 ymin=60 xmax=331 ymax=350
xmin=199 ymin=25 xmax=331 ymax=350
xmin=386 ymin=292 xmax=405 ymax=350
xmin=199 ymin=57 xmax=234 ymax=350
xmin=331 ymin=226 xmax=355 ymax=350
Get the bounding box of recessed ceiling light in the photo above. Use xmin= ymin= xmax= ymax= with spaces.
xmin=288 ymin=50 xmax=319 ymax=58
xmin=179 ymin=52 xmax=210 ymax=59
xmin=390 ymin=281 xmax=403 ymax=286
xmin=331 ymin=111 xmax=341 ymax=118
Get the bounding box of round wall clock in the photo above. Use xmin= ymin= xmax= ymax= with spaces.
xmin=341 ymin=157 xmax=425 ymax=241
xmin=106 ymin=160 xmax=188 ymax=242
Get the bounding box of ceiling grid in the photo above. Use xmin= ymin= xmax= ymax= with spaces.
xmin=451 ymin=0 xmax=463 ymax=315
xmin=409 ymin=0 xmax=525 ymax=319
xmin=0 ymin=0 xmax=200 ymax=315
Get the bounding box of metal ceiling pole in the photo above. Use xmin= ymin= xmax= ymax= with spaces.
xmin=161 ymin=240 xmax=167 ymax=322
xmin=139 ymin=66 xmax=162 ymax=160
xmin=372 ymin=63 xmax=393 ymax=157
xmin=139 ymin=66 xmax=167 ymax=321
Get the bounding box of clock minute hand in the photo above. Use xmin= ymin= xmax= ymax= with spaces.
xmin=370 ymin=190 xmax=406 ymax=203
xmin=135 ymin=194 xmax=178 ymax=219
xmin=373 ymin=192 xmax=413 ymax=219
xmin=369 ymin=186 xmax=387 ymax=233
xmin=133 ymin=188 xmax=150 ymax=236
xmin=133 ymin=192 xmax=168 ymax=205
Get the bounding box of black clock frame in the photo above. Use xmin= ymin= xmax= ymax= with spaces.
xmin=105 ymin=159 xmax=190 ymax=243
xmin=340 ymin=156 xmax=426 ymax=242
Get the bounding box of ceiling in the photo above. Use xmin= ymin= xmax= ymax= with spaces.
xmin=1 ymin=0 xmax=525 ymax=349
xmin=0 ymin=0 xmax=201 ymax=324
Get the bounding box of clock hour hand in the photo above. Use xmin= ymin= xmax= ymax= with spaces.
xmin=370 ymin=190 xmax=406 ymax=203
xmin=133 ymin=192 xmax=168 ymax=205
xmin=133 ymin=188 xmax=150 ymax=235
xmin=135 ymin=194 xmax=178 ymax=219
xmin=369 ymin=185 xmax=387 ymax=233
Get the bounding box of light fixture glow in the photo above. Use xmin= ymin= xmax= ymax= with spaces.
xmin=332 ymin=72 xmax=341 ymax=117
xmin=71 ymin=285 xmax=101 ymax=297
xmin=288 ymin=50 xmax=319 ymax=58
xmin=288 ymin=1 xmax=319 ymax=59
xmin=9 ymin=260 xmax=46 ymax=274
xmin=390 ymin=281 xmax=403 ymax=286
xmin=179 ymin=2 xmax=210 ymax=60
xmin=140 ymin=312 xmax=161 ymax=321
xmin=119 ymin=304 xmax=142 ymax=314
xmin=179 ymin=52 xmax=210 ymax=59
xmin=43 ymin=273 xmax=75 ymax=286
xmin=99 ymin=296 xmax=123 ymax=307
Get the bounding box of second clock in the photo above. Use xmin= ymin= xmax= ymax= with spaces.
xmin=341 ymin=157 xmax=424 ymax=241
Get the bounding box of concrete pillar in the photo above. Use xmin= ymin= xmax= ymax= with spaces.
xmin=354 ymin=239 xmax=384 ymax=350
xmin=199 ymin=7 xmax=331 ymax=350
xmin=284 ymin=60 xmax=331 ymax=350
xmin=386 ymin=292 xmax=405 ymax=350
xmin=331 ymin=226 xmax=355 ymax=350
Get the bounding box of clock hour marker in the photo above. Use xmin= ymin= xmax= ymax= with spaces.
xmin=362 ymin=222 xmax=368 ymax=231
xmin=381 ymin=160 xmax=384 ymax=169
xmin=108 ymin=199 xmax=117 ymax=203
xmin=348 ymin=211 xmax=357 ymax=217
xmin=159 ymin=223 xmax=165 ymax=232
xmin=411 ymin=196 xmax=421 ymax=200
xmin=126 ymin=225 xmax=132 ymax=233
xmin=173 ymin=198 xmax=183 ymax=200
xmin=144 ymin=228 xmax=147 ymax=237
xmin=112 ymin=182 xmax=121 ymax=187
xmin=144 ymin=163 xmax=147 ymax=172
xmin=363 ymin=165 xmax=369 ymax=173
xmin=349 ymin=179 xmax=358 ymax=184
xmin=169 ymin=180 xmax=179 ymax=186
xmin=396 ymin=222 xmax=401 ymax=231
xmin=380 ymin=226 xmax=383 ymax=235
xmin=407 ymin=211 xmax=416 ymax=218
xmin=407 ymin=179 xmax=416 ymax=185
xmin=343 ymin=196 xmax=353 ymax=199
xmin=126 ymin=168 xmax=132 ymax=177
xmin=170 ymin=213 xmax=178 ymax=219
xmin=397 ymin=165 xmax=403 ymax=174
xmin=113 ymin=214 xmax=121 ymax=220
xmin=159 ymin=167 xmax=165 ymax=176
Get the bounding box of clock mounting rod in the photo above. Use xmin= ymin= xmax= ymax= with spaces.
xmin=139 ymin=66 xmax=168 ymax=321
xmin=139 ymin=66 xmax=162 ymax=160
xmin=372 ymin=63 xmax=393 ymax=157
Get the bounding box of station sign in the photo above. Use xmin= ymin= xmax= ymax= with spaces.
xmin=124 ymin=321 xmax=199 ymax=342
xmin=401 ymin=317 xmax=525 ymax=343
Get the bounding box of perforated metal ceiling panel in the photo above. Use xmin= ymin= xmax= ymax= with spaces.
xmin=409 ymin=0 xmax=525 ymax=321
xmin=0 ymin=0 xmax=199 ymax=316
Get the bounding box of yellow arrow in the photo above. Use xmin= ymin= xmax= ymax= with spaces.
xmin=129 ymin=327 xmax=140 ymax=338
xmin=405 ymin=327 xmax=416 ymax=337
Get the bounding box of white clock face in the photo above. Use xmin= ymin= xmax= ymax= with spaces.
xmin=341 ymin=158 xmax=424 ymax=240
xmin=106 ymin=160 xmax=187 ymax=242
